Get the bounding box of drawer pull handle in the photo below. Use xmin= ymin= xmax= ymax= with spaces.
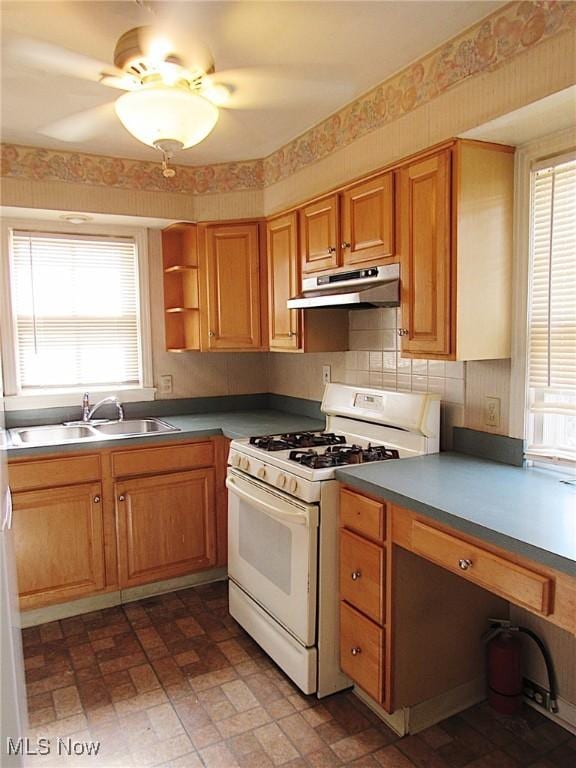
xmin=458 ymin=558 xmax=473 ymax=571
xmin=351 ymin=570 xmax=362 ymax=580
xmin=351 ymin=647 xmax=362 ymax=656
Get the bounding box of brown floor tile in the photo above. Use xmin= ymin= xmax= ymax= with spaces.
xmin=129 ymin=662 xmax=163 ymax=693
xmin=278 ymin=712 xmax=326 ymax=755
xmin=200 ymin=742 xmax=241 ymax=768
xmin=52 ymin=684 xmax=83 ymax=719
xmin=372 ymin=745 xmax=416 ymax=767
xmin=254 ymin=722 xmax=300 ymax=765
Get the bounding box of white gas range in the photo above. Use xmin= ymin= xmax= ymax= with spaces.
xmin=226 ymin=384 xmax=440 ymax=697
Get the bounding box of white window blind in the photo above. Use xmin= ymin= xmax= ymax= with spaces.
xmin=10 ymin=231 xmax=142 ymax=390
xmin=526 ymin=156 xmax=576 ymax=463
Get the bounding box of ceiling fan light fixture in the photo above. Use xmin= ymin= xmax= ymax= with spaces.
xmin=114 ymin=83 xmax=219 ymax=150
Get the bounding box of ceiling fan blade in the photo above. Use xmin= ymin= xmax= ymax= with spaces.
xmin=204 ymin=69 xmax=355 ymax=110
xmin=8 ymin=34 xmax=124 ymax=85
xmin=40 ymin=102 xmax=117 ymax=143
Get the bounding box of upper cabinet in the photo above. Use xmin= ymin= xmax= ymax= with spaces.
xmin=398 ymin=151 xmax=451 ymax=357
xmin=300 ymin=174 xmax=395 ymax=276
xmin=199 ymin=221 xmax=267 ymax=351
xmin=397 ymin=141 xmax=513 ymax=360
xmin=267 ymin=212 xmax=348 ymax=353
xmin=300 ymin=194 xmax=340 ymax=274
xmin=267 ymin=212 xmax=300 ymax=350
xmin=340 ymin=173 xmax=395 ymax=266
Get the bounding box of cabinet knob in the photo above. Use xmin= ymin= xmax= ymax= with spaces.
xmin=351 ymin=569 xmax=362 ymax=581
xmin=327 ymin=246 xmax=336 ymax=254
xmin=118 ymin=495 xmax=126 ymax=502
xmin=289 ymin=331 xmax=297 ymax=337
xmin=341 ymin=242 xmax=351 ymax=249
xmin=208 ymin=331 xmax=215 ymax=338
xmin=93 ymin=495 xmax=101 ymax=504
xmin=397 ymin=328 xmax=409 ymax=336
xmin=458 ymin=558 xmax=473 ymax=571
xmin=351 ymin=647 xmax=362 ymax=656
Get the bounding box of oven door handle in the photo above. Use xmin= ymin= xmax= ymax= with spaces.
xmin=226 ymin=476 xmax=312 ymax=527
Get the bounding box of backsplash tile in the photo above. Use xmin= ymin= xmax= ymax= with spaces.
xmin=344 ymin=308 xmax=467 ymax=447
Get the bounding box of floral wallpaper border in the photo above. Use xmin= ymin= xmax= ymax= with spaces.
xmin=1 ymin=1 xmax=574 ymax=196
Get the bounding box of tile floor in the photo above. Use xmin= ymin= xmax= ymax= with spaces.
xmin=22 ymin=580 xmax=574 ymax=767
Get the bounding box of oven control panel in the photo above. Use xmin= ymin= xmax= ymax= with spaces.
xmin=228 ymin=448 xmax=321 ymax=503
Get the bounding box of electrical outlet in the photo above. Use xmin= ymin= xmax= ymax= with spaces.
xmin=158 ymin=374 xmax=173 ymax=395
xmin=322 ymin=365 xmax=331 ymax=384
xmin=485 ymin=396 xmax=501 ymax=428
xmin=523 ymin=677 xmax=555 ymax=713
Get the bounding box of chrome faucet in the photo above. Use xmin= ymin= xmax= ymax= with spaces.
xmin=81 ymin=392 xmax=124 ymax=422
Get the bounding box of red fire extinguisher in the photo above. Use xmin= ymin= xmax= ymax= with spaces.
xmin=485 ymin=621 xmax=523 ymax=715
xmin=484 ymin=619 xmax=558 ymax=716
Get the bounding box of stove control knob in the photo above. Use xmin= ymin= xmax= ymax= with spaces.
xmin=276 ymin=473 xmax=286 ymax=489
xmin=288 ymin=478 xmax=298 ymax=494
xmin=256 ymin=467 xmax=266 ymax=480
xmin=240 ymin=457 xmax=250 ymax=471
xmin=231 ymin=454 xmax=241 ymax=468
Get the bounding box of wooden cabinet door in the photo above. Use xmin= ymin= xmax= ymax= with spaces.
xmin=202 ymin=223 xmax=262 ymax=350
xmin=12 ymin=483 xmax=105 ymax=609
xmin=341 ymin=173 xmax=394 ymax=266
xmin=398 ymin=151 xmax=452 ymax=357
xmin=116 ymin=469 xmax=216 ymax=588
xmin=299 ymin=194 xmax=340 ymax=274
xmin=267 ymin=212 xmax=300 ymax=350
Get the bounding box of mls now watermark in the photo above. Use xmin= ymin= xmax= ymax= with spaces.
xmin=7 ymin=737 xmax=101 ymax=757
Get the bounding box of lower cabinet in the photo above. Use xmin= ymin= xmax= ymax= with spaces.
xmin=8 ymin=438 xmax=227 ymax=611
xmin=12 ymin=482 xmax=106 ymax=610
xmin=115 ymin=468 xmax=217 ymax=588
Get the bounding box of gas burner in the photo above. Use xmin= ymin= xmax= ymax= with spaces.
xmin=282 ymin=432 xmax=347 ymax=448
xmin=288 ymin=443 xmax=400 ymax=468
xmin=326 ymin=443 xmax=400 ymax=464
xmin=249 ymin=436 xmax=292 ymax=451
xmin=249 ymin=432 xmax=347 ymax=451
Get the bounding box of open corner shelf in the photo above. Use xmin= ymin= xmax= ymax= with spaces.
xmin=162 ymin=223 xmax=201 ymax=352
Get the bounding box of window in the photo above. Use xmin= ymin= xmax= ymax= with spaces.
xmin=1 ymin=223 xmax=153 ymax=407
xmin=526 ymin=155 xmax=576 ymax=463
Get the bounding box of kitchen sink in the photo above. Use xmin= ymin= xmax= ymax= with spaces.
xmin=9 ymin=418 xmax=180 ymax=447
xmin=10 ymin=424 xmax=97 ymax=446
xmin=93 ymin=419 xmax=178 ymax=436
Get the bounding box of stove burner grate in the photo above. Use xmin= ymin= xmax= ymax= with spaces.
xmin=249 ymin=432 xmax=347 ymax=451
xmin=289 ymin=444 xmax=400 ymax=469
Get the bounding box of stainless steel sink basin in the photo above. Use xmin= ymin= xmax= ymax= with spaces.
xmin=9 ymin=418 xmax=179 ymax=447
xmin=93 ymin=419 xmax=178 ymax=436
xmin=10 ymin=424 xmax=97 ymax=446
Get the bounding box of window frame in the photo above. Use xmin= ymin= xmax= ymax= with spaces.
xmin=509 ymin=127 xmax=576 ymax=463
xmin=0 ymin=218 xmax=155 ymax=410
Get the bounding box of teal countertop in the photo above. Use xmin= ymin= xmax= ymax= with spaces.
xmin=6 ymin=410 xmax=325 ymax=458
xmin=335 ymin=453 xmax=576 ymax=577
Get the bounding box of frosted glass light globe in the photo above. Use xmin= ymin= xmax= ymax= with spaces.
xmin=115 ymin=84 xmax=219 ymax=149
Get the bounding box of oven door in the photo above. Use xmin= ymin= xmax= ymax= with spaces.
xmin=226 ymin=468 xmax=319 ymax=646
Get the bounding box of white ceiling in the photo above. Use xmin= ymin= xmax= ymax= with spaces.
xmin=1 ymin=1 xmax=505 ymax=165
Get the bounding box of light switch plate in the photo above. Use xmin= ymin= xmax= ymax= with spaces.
xmin=322 ymin=365 xmax=331 ymax=384
xmin=159 ymin=374 xmax=173 ymax=395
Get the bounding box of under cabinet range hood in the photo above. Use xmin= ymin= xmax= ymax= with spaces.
xmin=287 ymin=264 xmax=399 ymax=309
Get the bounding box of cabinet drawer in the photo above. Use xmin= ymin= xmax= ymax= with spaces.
xmin=340 ymin=602 xmax=383 ymax=703
xmin=340 ymin=488 xmax=385 ymax=541
xmin=9 ymin=455 xmax=101 ymax=492
xmin=412 ymin=521 xmax=553 ymax=615
xmin=340 ymin=529 xmax=384 ymax=624
xmin=112 ymin=441 xmax=214 ymax=478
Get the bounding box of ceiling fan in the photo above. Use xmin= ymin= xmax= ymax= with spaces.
xmin=12 ymin=25 xmax=240 ymax=176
